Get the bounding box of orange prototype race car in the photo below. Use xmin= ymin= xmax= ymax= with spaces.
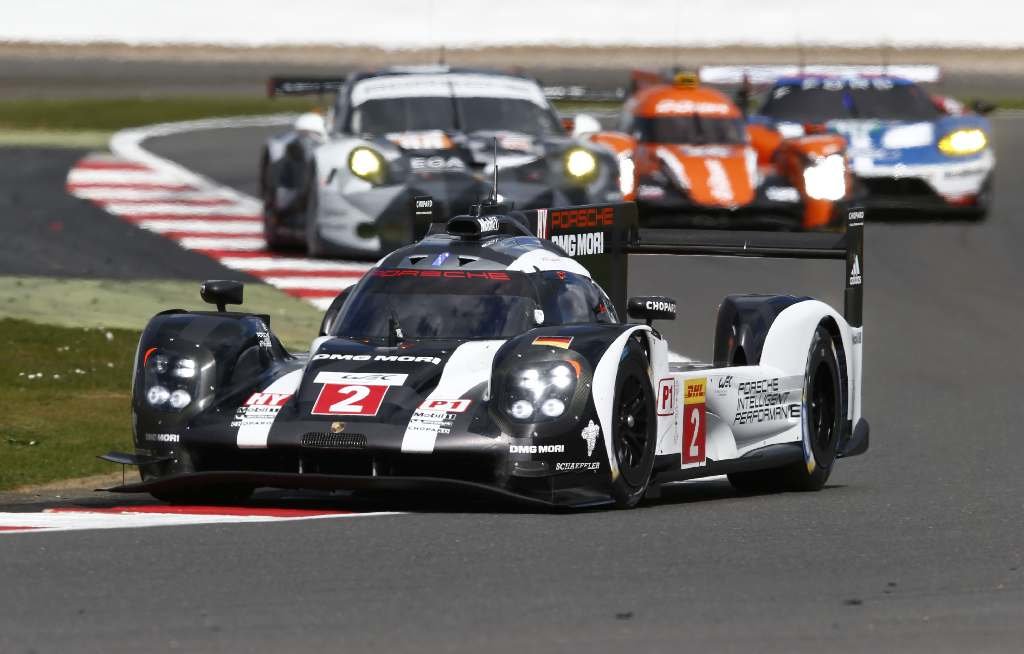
xmin=585 ymin=72 xmax=850 ymax=229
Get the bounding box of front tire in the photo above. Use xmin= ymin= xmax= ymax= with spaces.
xmin=303 ymin=166 xmax=329 ymax=258
xmin=609 ymin=345 xmax=657 ymax=508
xmin=728 ymin=324 xmax=842 ymax=493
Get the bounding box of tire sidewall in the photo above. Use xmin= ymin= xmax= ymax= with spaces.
xmin=609 ymin=345 xmax=657 ymax=508
xmin=800 ymin=326 xmax=842 ymax=485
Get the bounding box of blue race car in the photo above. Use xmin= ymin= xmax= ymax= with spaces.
xmin=750 ymin=75 xmax=994 ymax=219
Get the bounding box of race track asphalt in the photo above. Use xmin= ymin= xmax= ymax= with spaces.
xmin=2 ymin=118 xmax=1023 ymax=653
xmin=0 ymin=147 xmax=251 ymax=280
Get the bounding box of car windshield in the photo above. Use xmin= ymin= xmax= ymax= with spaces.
xmin=350 ymin=97 xmax=560 ymax=136
xmin=330 ymin=268 xmax=615 ymax=342
xmin=633 ymin=116 xmax=747 ymax=145
xmin=760 ymin=80 xmax=940 ymax=122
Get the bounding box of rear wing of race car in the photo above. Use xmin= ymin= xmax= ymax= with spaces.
xmin=521 ymin=203 xmax=864 ymax=331
xmin=267 ymin=77 xmax=348 ymax=98
xmin=698 ymin=64 xmax=942 ymax=85
xmin=542 ymin=85 xmax=626 ymax=103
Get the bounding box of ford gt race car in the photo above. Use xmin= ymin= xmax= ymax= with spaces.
xmin=102 ymin=198 xmax=869 ymax=509
xmin=703 ymin=66 xmax=995 ymax=219
xmin=581 ymin=71 xmax=851 ymax=230
xmin=260 ymin=67 xmax=621 ymax=257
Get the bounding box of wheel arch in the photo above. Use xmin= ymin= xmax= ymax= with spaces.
xmin=759 ymin=300 xmax=854 ymax=423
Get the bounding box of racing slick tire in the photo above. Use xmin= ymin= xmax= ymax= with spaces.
xmin=728 ymin=325 xmax=842 ymax=493
xmin=262 ymin=193 xmax=292 ymax=253
xmin=303 ymin=165 xmax=328 ymax=258
xmin=609 ymin=344 xmax=657 ymax=508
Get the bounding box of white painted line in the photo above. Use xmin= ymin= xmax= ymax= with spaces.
xmin=67 ymin=169 xmax=183 ymax=185
xmin=105 ymin=202 xmax=259 ymax=217
xmin=108 ymin=114 xmax=296 ymax=209
xmin=217 ymin=257 xmax=372 ymax=273
xmin=309 ymin=297 xmax=336 ymax=310
xmin=261 ymin=276 xmax=362 ymax=290
xmin=72 ymin=188 xmax=235 ymax=202
xmin=178 ymin=236 xmax=267 ymax=251
xmin=138 ymin=219 xmax=263 ymax=235
xmin=0 ymin=508 xmax=399 ymax=535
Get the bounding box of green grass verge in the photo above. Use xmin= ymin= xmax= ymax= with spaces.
xmin=0 ymin=276 xmax=323 ymax=352
xmin=0 ymin=96 xmax=319 ymax=132
xmin=0 ymin=318 xmax=136 ymax=489
xmin=0 ymin=277 xmax=326 ymax=490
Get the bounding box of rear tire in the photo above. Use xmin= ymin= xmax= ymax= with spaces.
xmin=728 ymin=324 xmax=842 ymax=493
xmin=609 ymin=345 xmax=657 ymax=508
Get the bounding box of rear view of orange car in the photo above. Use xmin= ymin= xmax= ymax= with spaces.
xmin=587 ymin=72 xmax=850 ymax=229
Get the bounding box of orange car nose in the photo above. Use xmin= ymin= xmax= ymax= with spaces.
xmin=652 ymin=145 xmax=755 ymax=208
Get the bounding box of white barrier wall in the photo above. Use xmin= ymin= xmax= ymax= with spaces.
xmin=4 ymin=0 xmax=1022 ymax=48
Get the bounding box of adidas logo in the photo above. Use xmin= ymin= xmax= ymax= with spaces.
xmin=849 ymin=255 xmax=862 ymax=286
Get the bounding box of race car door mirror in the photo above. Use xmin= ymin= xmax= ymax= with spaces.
xmin=200 ymin=280 xmax=244 ymax=313
xmin=627 ymin=296 xmax=676 ymax=325
xmin=970 ymin=99 xmax=996 ymax=115
xmin=572 ymin=114 xmax=602 ymax=138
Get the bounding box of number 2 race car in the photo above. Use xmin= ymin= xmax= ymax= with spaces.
xmin=103 ymin=198 xmax=869 ymax=508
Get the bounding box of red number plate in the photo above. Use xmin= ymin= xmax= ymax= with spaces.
xmin=312 ymin=383 xmax=389 ymax=416
xmin=682 ymin=377 xmax=707 ymax=467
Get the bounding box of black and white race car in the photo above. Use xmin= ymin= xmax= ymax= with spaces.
xmin=260 ymin=66 xmax=622 ymax=257
xmin=103 ymin=199 xmax=869 ymax=508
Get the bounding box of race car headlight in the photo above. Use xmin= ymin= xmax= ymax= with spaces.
xmin=565 ymin=148 xmax=598 ymax=182
xmin=502 ymin=361 xmax=579 ymax=422
xmin=349 ymin=146 xmax=386 ymax=185
xmin=617 ymin=153 xmax=635 ymax=197
xmin=803 ymin=153 xmax=846 ymax=201
xmin=938 ymin=129 xmax=987 ymax=156
xmin=143 ymin=351 xmax=200 ymax=412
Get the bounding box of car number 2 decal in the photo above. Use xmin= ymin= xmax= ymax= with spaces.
xmin=313 ymin=383 xmax=389 ymax=416
xmin=682 ymin=377 xmax=707 ymax=468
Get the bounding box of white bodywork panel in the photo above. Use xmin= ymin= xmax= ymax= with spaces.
xmin=350 ymin=74 xmax=548 ymax=107
xmin=647 ymin=301 xmax=858 ymax=470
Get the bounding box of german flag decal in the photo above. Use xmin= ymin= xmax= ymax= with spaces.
xmin=532 ymin=336 xmax=573 ymax=349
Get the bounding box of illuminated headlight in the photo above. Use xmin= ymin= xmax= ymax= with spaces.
xmin=617 ymin=153 xmax=635 ymax=196
xmin=168 ymin=389 xmax=192 ymax=410
xmin=172 ymin=358 xmax=196 ymax=378
xmin=540 ymin=398 xmax=566 ymax=418
xmin=510 ymin=400 xmax=534 ymax=420
xmin=503 ymin=361 xmax=579 ymax=422
xmin=349 ymin=146 xmax=386 ymax=184
xmin=803 ymin=153 xmax=846 ymax=201
xmin=565 ymin=148 xmax=598 ymax=181
xmin=143 ymin=350 xmax=201 ymax=412
xmin=938 ymin=129 xmax=987 ymax=156
xmin=146 ymin=385 xmax=170 ymax=406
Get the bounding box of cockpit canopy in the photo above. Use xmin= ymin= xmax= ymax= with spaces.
xmin=330 ymin=267 xmax=616 ymax=343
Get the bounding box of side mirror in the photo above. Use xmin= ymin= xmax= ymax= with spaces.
xmin=201 ymin=280 xmax=244 ymax=312
xmin=627 ymin=296 xmax=677 ymax=325
xmin=294 ymin=111 xmax=327 ymax=139
xmin=572 ymin=113 xmax=602 ymax=138
xmin=970 ymin=99 xmax=996 ymax=116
